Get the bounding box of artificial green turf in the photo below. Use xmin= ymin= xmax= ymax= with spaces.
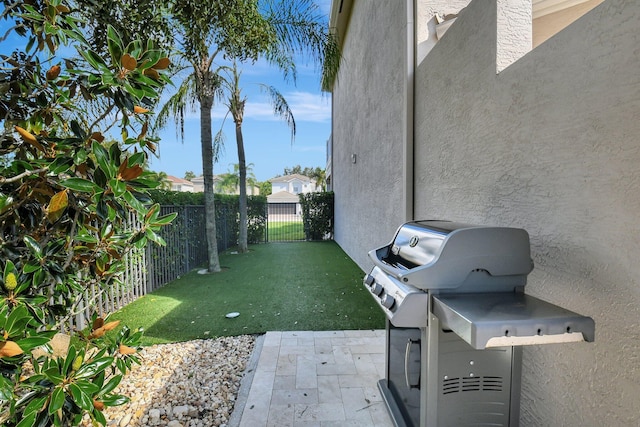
xmin=110 ymin=241 xmax=385 ymax=345
xmin=267 ymin=220 xmax=304 ymax=241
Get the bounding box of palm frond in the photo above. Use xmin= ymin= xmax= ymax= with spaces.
xmin=261 ymin=0 xmax=341 ymax=89
xmin=153 ymin=73 xmax=198 ymax=141
xmin=259 ymin=83 xmax=296 ymax=144
xmin=213 ymin=123 xmax=227 ymax=164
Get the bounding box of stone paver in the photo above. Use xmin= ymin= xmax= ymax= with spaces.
xmin=237 ymin=330 xmax=393 ymax=427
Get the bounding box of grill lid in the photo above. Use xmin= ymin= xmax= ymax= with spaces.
xmin=369 ymin=221 xmax=534 ymax=291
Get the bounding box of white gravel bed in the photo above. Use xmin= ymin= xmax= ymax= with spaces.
xmin=82 ymin=335 xmax=256 ymax=427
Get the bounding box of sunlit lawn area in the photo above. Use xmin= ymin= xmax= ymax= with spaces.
xmin=267 ymin=220 xmax=305 ymax=241
xmin=111 ymin=241 xmax=385 ymax=345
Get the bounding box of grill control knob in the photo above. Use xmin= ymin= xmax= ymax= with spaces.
xmin=371 ymin=283 xmax=384 ymax=296
xmin=381 ymin=294 xmax=395 ymax=309
xmin=363 ymin=274 xmax=375 ymax=286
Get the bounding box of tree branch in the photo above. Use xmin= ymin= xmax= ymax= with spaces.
xmin=89 ymin=102 xmax=116 ymax=131
xmin=0 ymin=167 xmax=48 ymax=184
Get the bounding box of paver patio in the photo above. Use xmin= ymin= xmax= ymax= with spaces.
xmin=233 ymin=330 xmax=394 ymax=427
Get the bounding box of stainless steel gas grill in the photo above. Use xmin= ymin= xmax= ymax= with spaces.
xmin=364 ymin=220 xmax=595 ymax=427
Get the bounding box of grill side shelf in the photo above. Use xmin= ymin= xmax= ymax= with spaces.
xmin=432 ymin=293 xmax=595 ymax=350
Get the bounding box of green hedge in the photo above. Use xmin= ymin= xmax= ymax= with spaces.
xmin=299 ymin=191 xmax=334 ymax=241
xmin=148 ymin=190 xmax=267 ymax=244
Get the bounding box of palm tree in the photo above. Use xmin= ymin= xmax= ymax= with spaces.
xmin=220 ymin=163 xmax=257 ymax=195
xmin=216 ymin=63 xmax=295 ymax=252
xmin=155 ymin=0 xmax=339 ymax=270
xmin=155 ymin=1 xmax=276 ymax=272
xmin=311 ymin=167 xmax=326 ymax=191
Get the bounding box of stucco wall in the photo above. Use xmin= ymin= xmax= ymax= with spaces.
xmin=414 ymin=0 xmax=639 ymax=425
xmin=331 ymin=0 xmax=409 ymax=268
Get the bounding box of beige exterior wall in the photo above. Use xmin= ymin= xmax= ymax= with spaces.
xmin=331 ymin=0 xmax=639 ymax=425
xmin=331 ymin=0 xmax=409 ymax=267
xmin=413 ymin=0 xmax=639 ymax=425
xmin=533 ymin=0 xmax=605 ymax=47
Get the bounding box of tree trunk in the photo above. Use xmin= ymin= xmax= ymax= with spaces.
xmin=236 ymin=121 xmax=248 ymax=253
xmin=200 ymin=94 xmax=221 ymax=272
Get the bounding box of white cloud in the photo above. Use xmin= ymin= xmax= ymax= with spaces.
xmin=244 ymin=91 xmax=331 ymax=123
xmin=163 ymin=89 xmax=331 ymax=124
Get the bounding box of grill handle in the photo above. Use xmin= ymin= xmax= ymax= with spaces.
xmin=405 ymin=338 xmax=421 ymax=390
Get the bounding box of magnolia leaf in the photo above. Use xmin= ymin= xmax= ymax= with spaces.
xmin=143 ymin=68 xmax=159 ymax=80
xmin=120 ymin=165 xmax=143 ymax=181
xmin=60 ymin=178 xmax=100 ymax=193
xmin=89 ymin=320 xmax=120 ymax=339
xmin=102 ymin=321 xmax=120 ymax=332
xmin=48 ymin=386 xmax=65 ymax=414
xmin=121 ymin=53 xmax=137 ymax=71
xmin=14 ymin=126 xmax=46 ymax=153
xmin=92 ymin=317 xmax=104 ymax=330
xmin=89 ymin=132 xmax=105 ymax=142
xmin=47 ymin=190 xmax=68 ymax=223
xmin=137 ymin=121 xmax=148 ymax=141
xmin=118 ymin=343 xmax=136 ymax=355
xmin=0 ymin=340 xmax=24 ymax=358
xmin=3 ymin=260 xmax=15 ymax=281
xmin=133 ymin=105 xmax=149 ymax=114
xmin=150 ymin=212 xmax=177 ymax=227
xmin=68 ymin=383 xmax=93 ymax=410
xmin=14 ymin=126 xmax=37 ymax=144
xmin=123 ymin=191 xmax=146 ymax=214
xmin=100 ymin=375 xmax=122 ymax=396
xmin=23 ymin=235 xmax=42 ymax=259
xmin=46 ymin=65 xmax=61 ymax=80
xmin=152 ymin=57 xmax=170 ymax=70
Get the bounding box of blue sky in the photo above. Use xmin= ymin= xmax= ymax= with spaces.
xmin=153 ymin=53 xmax=332 ymax=182
xmin=151 ymin=0 xmax=334 ymax=182
xmin=1 ymin=0 xmax=333 ymax=183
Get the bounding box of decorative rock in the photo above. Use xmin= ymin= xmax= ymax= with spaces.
xmin=148 ymin=409 xmax=161 ymax=423
xmin=80 ymin=335 xmax=256 ymax=427
xmin=173 ymin=405 xmax=189 ymax=418
xmin=119 ymin=414 xmax=132 ymax=427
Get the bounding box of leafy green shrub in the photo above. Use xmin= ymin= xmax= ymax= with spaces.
xmin=299 ymin=192 xmax=334 ymax=241
xmin=247 ymin=195 xmax=267 ymax=243
xmin=0 ymin=3 xmax=173 ymax=426
xmin=148 ymin=190 xmax=267 ymax=244
xmin=148 ymin=189 xmax=205 ymax=205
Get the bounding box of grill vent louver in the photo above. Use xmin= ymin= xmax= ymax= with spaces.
xmin=442 ymin=376 xmax=504 ymax=394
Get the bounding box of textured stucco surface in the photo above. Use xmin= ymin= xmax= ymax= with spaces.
xmin=413 ymin=0 xmax=640 ymax=425
xmin=331 ymin=0 xmax=640 ymax=425
xmin=331 ymin=0 xmax=408 ymax=268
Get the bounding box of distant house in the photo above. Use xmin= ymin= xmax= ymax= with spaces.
xmin=166 ymin=175 xmax=194 ymax=192
xmin=267 ymin=174 xmax=318 ymax=217
xmin=190 ymin=175 xmax=218 ymax=193
xmin=270 ymin=173 xmax=317 ymax=195
xmin=266 ymin=190 xmax=300 ymax=216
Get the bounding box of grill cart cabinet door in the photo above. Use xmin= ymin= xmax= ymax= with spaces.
xmin=384 ymin=324 xmax=422 ymax=427
xmin=436 ymin=329 xmax=517 ymax=427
